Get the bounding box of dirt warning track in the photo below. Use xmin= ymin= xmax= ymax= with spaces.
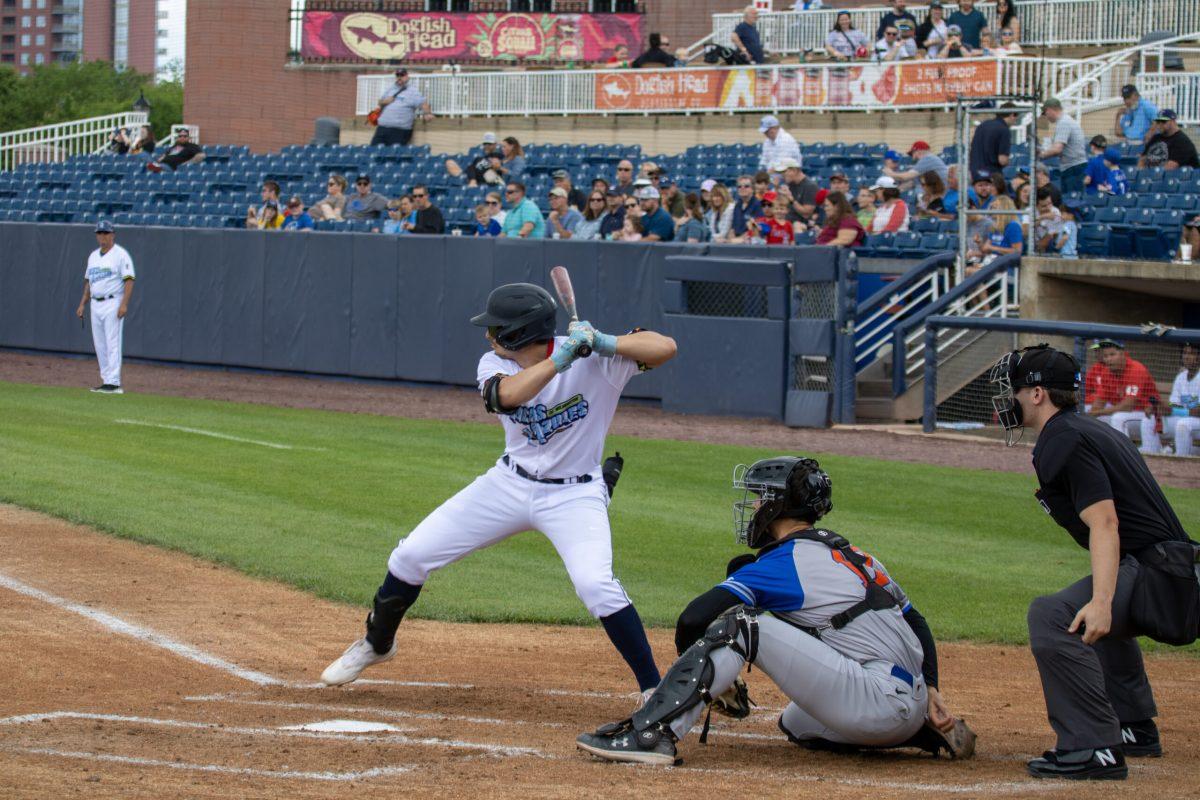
xmin=2 ymin=504 xmax=1199 ymax=800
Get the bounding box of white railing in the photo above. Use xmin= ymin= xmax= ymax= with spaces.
xmin=854 ymin=266 xmax=951 ymax=375
xmin=904 ymin=268 xmax=1019 ymax=382
xmin=358 ymin=56 xmax=1074 ymax=118
xmin=0 ymin=112 xmax=149 ymax=172
xmin=711 ymin=0 xmax=1200 ymax=56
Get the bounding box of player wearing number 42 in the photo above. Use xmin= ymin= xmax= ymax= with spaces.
xmin=321 ymin=282 xmax=677 ymax=695
xmin=577 ymin=456 xmax=977 ymax=767
xmin=75 ymin=220 xmax=135 ymax=395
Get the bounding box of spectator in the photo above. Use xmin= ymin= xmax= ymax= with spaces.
xmin=731 ymin=174 xmax=763 ymax=238
xmin=490 ymin=136 xmax=527 ymax=183
xmin=1034 ymin=164 xmax=1063 ymax=207
xmin=405 ymin=184 xmax=445 ymax=234
xmin=915 ymin=0 xmax=949 ymax=57
xmin=1087 ymin=340 xmax=1160 ymax=441
xmin=997 ymin=27 xmax=1023 ymax=54
xmin=816 ymin=191 xmax=866 ymax=247
xmin=869 ymin=176 xmax=911 ymax=233
xmin=1141 ymin=343 xmax=1200 ymax=457
xmin=978 ymin=28 xmax=999 ymax=55
xmin=918 ymin=171 xmax=952 ymax=220
xmin=1140 ymin=109 xmax=1200 ymax=170
xmin=574 ymin=191 xmax=609 ymax=241
xmin=979 ymin=195 xmax=1024 ymax=260
xmin=731 ymin=6 xmax=766 ymax=65
xmin=825 ymin=11 xmax=870 ymax=61
xmin=676 ymin=193 xmax=712 ymax=243
xmin=967 ymin=170 xmax=996 ymax=241
xmin=344 ymin=174 xmax=389 ymax=220
xmin=111 ymin=124 xmax=155 ymax=156
xmin=607 ymin=43 xmax=631 ymax=68
xmin=855 ymin=186 xmax=877 ymax=227
xmin=828 ymin=172 xmax=851 ymax=197
xmin=145 ymin=128 xmax=202 ymax=173
xmin=256 ymin=201 xmax=283 ymax=230
xmin=636 ymin=160 xmax=660 ymax=182
xmin=948 ymin=0 xmax=987 ymax=49
xmin=485 ymin=191 xmax=507 ymax=226
xmin=600 ymin=189 xmax=627 ymax=238
xmin=546 ymin=186 xmax=583 ymax=238
xmin=971 ymin=105 xmax=1017 ymax=178
xmin=1038 ymin=98 xmax=1088 ymax=193
xmin=501 ymin=182 xmax=545 ymax=239
xmin=615 ymin=215 xmax=644 ymax=242
xmin=246 ymin=180 xmax=281 ymax=229
xmin=699 ymin=178 xmax=717 ymax=210
xmin=473 ymin=203 xmax=502 ymax=237
xmin=874 ymin=25 xmax=905 ymax=61
xmin=990 ymin=171 xmax=1010 ymax=200
xmin=1181 ymin=213 xmax=1200 ymax=258
xmin=1116 ymin=85 xmax=1158 ymax=145
xmin=995 ymin=0 xmax=1020 ymax=40
xmin=381 ymin=196 xmax=414 ymax=234
xmin=884 ymin=140 xmax=948 ymax=189
xmin=1056 ymin=205 xmax=1078 ymax=258
xmin=763 ymin=195 xmax=797 ymax=245
xmin=635 ymin=186 xmax=675 ymax=242
xmin=773 ymin=158 xmax=819 ymax=227
xmin=1083 ymin=135 xmax=1109 ymax=194
xmin=591 ymin=177 xmax=611 ymax=196
xmin=613 ymin=159 xmax=636 ymax=197
xmin=754 ymin=170 xmax=773 ymax=201
xmin=876 ymin=0 xmax=917 ymax=40
xmin=310 ymin=174 xmax=348 ymax=222
xmin=1033 ymin=186 xmax=1064 ymax=253
xmin=281 ymin=196 xmax=314 ymax=231
xmin=632 ymin=32 xmax=676 ymax=68
xmin=936 ymin=25 xmax=969 ymax=58
xmin=758 ymin=115 xmax=801 ymax=172
xmin=895 ymin=20 xmax=920 ymax=59
xmin=445 ymin=132 xmax=500 ymax=187
xmin=705 ymin=183 xmax=736 ymax=242
xmin=371 ymin=68 xmax=432 ymax=147
xmin=942 ymin=164 xmax=966 ymax=215
xmin=657 ymin=175 xmax=686 ymax=218
xmin=550 ymin=169 xmax=587 ymax=211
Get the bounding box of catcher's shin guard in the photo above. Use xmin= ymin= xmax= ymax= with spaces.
xmin=364 ymin=591 xmax=416 ymax=654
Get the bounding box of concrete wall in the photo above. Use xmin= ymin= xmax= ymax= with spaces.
xmin=1020 ymin=257 xmax=1200 ymax=329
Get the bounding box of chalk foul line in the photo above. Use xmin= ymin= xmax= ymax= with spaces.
xmin=113 ymin=418 xmax=325 ymax=451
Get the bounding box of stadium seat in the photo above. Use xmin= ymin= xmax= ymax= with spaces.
xmin=1078 ymin=223 xmax=1109 ymax=256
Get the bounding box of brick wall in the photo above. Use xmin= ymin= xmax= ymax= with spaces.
xmin=82 ymin=0 xmax=113 ymax=63
xmin=126 ymin=0 xmax=158 ymax=75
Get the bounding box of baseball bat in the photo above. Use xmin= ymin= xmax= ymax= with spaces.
xmin=550 ymin=266 xmax=591 ymax=358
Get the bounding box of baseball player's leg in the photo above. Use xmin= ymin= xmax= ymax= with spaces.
xmin=89 ymin=301 xmax=111 ymax=386
xmin=1175 ymin=417 xmax=1200 ymax=456
xmin=1108 ymin=411 xmax=1144 ymax=442
xmin=1139 ymin=415 xmax=1162 ymax=453
xmin=106 ymin=312 xmax=124 ymax=387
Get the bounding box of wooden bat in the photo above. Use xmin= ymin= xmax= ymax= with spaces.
xmin=550 ymin=266 xmax=591 ymax=358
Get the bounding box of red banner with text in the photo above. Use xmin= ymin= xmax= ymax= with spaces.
xmin=302 ymin=11 xmax=643 ymax=64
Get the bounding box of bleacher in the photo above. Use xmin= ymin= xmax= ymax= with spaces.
xmin=0 ymin=140 xmax=1195 ymax=260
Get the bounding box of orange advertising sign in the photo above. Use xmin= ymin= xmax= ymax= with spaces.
xmin=894 ymin=60 xmax=1000 ymax=105
xmin=594 ymin=69 xmax=773 ymax=111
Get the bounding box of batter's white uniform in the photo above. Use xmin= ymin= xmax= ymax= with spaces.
xmin=1140 ymin=368 xmax=1200 ymax=456
xmin=386 ymin=337 xmax=641 ymax=617
xmin=85 ymin=243 xmax=135 ymax=388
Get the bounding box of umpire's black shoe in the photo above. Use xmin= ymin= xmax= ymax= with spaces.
xmin=576 ymin=721 xmax=679 ymax=766
xmin=1120 ymin=719 xmax=1163 ymax=757
xmin=1027 ymin=747 xmax=1127 ymax=780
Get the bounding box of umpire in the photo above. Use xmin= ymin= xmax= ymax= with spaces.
xmin=989 ymin=344 xmax=1198 ymax=781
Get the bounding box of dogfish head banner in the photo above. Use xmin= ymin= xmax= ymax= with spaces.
xmin=302 ymin=11 xmax=644 ymax=63
xmin=593 ymin=60 xmax=1000 ymax=111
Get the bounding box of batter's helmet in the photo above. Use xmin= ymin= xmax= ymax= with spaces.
xmin=732 ymin=456 xmax=832 ymax=549
xmin=470 ymin=283 xmax=558 ymax=350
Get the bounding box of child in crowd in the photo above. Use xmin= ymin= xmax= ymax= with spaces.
xmin=382 ymin=197 xmax=414 ymax=235
xmin=855 ymin=187 xmax=877 ymax=228
xmin=616 ymin=215 xmax=644 ymax=241
xmin=1056 ymin=206 xmax=1078 ymax=258
xmin=473 ymin=203 xmax=502 ymax=236
xmin=1082 ymin=135 xmax=1108 ymax=195
xmin=764 ymin=197 xmax=796 ymax=245
xmin=1098 ymin=147 xmax=1128 ymax=196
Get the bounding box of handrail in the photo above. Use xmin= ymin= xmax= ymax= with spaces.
xmin=891 ymin=254 xmax=1021 ymax=395
xmin=1 ymin=112 xmax=149 ymax=172
xmin=856 ymin=252 xmax=955 ymax=320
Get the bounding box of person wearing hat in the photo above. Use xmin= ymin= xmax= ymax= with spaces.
xmin=874 ymin=23 xmax=906 ymax=62
xmin=1115 ymin=85 xmax=1158 ymax=146
xmin=549 ymin=169 xmax=587 ymax=213
xmin=867 ymin=175 xmax=910 ymax=233
xmin=1140 ymin=343 xmax=1200 ymax=457
xmin=145 ymin=127 xmax=202 ymax=173
xmin=371 ymin=68 xmax=432 ymax=147
xmin=281 ymin=196 xmax=315 ymax=231
xmin=1038 ymin=98 xmax=1089 ymax=194
xmin=895 ymin=18 xmax=919 ymax=58
xmin=758 ymin=114 xmax=801 ymax=173
xmin=75 ymin=220 xmax=135 ymax=394
xmin=884 ymin=140 xmax=948 ymax=190
xmin=344 ymin=174 xmax=390 ymax=220
xmin=874 ymin=0 xmax=916 ymax=41
xmin=935 ymin=23 xmax=969 ymax=59
xmin=988 ymin=344 xmax=1195 ymax=780
xmin=1096 ymin=146 xmax=1129 ymax=197
xmin=445 ymin=132 xmax=500 ymax=187
xmin=1138 ymin=109 xmax=1199 ymax=171
xmin=1083 ymin=135 xmax=1110 ymax=195
xmin=635 ymin=185 xmax=675 ymax=242
xmin=773 ymin=158 xmax=819 ymax=227
xmin=246 ymin=179 xmax=282 ymax=229
xmin=1085 ymin=340 xmax=1160 ymax=440
xmin=546 ymin=186 xmax=584 ymax=239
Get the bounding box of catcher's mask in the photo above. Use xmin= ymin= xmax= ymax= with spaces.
xmin=988 ymin=344 xmax=1080 ymax=446
xmin=732 ymin=456 xmax=832 ymax=549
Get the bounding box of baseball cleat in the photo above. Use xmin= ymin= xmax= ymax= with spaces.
xmin=576 ymin=722 xmax=679 ymax=766
xmin=320 ymin=637 xmax=396 ymax=686
xmin=91 ymin=384 xmax=123 ymax=394
xmin=1120 ymin=719 xmax=1162 ymax=757
xmin=1026 ymin=747 xmax=1127 ymax=780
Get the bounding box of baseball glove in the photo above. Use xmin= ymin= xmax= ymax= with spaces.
xmin=709 ymin=676 xmax=755 ymax=719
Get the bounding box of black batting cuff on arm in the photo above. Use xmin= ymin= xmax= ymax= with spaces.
xmin=674 ymin=586 xmax=744 ymax=655
xmin=903 ymin=606 xmax=938 ymax=689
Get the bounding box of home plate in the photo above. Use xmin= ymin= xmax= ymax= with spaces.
xmin=280 ymin=719 xmax=409 ymax=733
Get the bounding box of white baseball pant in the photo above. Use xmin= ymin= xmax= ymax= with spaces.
xmin=1107 ymin=411 xmax=1145 ymax=442
xmin=1140 ymin=415 xmax=1200 ymax=456
xmin=90 ymin=295 xmax=125 ymax=387
xmin=387 ymin=463 xmax=631 ymax=618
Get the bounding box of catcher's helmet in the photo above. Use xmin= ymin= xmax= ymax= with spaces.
xmin=470 ymin=283 xmax=557 ymax=351
xmin=732 ymin=456 xmax=832 ymax=549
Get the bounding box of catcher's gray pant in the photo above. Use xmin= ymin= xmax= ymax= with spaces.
xmin=667 ymin=615 xmax=927 ymax=747
xmin=1027 ymin=555 xmax=1157 ymax=751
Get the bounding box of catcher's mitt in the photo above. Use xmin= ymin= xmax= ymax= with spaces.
xmin=710 ymin=676 xmax=755 ymax=719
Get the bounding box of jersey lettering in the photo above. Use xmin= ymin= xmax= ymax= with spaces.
xmin=830 ymin=548 xmax=891 ymax=588
xmin=509 ymin=394 xmax=590 ymax=445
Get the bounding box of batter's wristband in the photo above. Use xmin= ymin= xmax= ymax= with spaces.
xmin=593 ymin=331 xmax=617 ymax=357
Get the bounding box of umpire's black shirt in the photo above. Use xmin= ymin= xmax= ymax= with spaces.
xmin=1032 ymin=409 xmax=1189 ymax=552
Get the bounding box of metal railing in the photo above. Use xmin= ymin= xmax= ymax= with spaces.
xmin=711 ymin=0 xmax=1200 ymax=56
xmin=0 ymin=112 xmax=149 ymax=172
xmin=854 ymin=252 xmax=954 ymax=375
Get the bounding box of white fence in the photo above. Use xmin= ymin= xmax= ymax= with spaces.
xmin=0 ymin=112 xmax=149 ymax=172
xmin=358 ymin=56 xmax=1084 ymax=118
xmin=712 ymin=0 xmax=1200 ymax=55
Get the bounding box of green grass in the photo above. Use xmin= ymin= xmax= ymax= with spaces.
xmin=1 ymin=381 xmax=1198 ymax=646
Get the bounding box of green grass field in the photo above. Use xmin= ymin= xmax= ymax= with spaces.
xmin=2 ymin=380 xmax=1198 ymax=646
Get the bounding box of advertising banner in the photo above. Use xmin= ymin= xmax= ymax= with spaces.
xmin=302 ymin=11 xmax=644 ymax=63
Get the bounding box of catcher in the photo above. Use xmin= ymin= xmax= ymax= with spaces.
xmin=577 ymin=456 xmax=976 ymax=766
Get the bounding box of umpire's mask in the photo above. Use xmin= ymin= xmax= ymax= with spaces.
xmin=989 ymin=344 xmax=1081 ymax=446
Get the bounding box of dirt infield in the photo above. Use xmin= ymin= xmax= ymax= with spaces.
xmin=2 ymin=350 xmax=1197 ymax=488
xmin=2 ymin=505 xmax=1200 ymax=800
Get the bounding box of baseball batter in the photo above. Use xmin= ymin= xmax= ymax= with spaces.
xmin=576 ymin=456 xmax=976 ymax=766
xmin=322 ymin=282 xmax=676 ymax=693
xmin=75 ymin=220 xmax=135 ymax=394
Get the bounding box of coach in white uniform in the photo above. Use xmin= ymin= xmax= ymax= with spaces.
xmin=1140 ymin=343 xmax=1200 ymax=457
xmin=75 ymin=220 xmax=135 ymax=394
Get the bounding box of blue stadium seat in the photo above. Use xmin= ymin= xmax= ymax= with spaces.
xmin=1078 ymin=223 xmax=1109 ymax=256
xmin=1135 ymin=193 xmax=1167 ymax=209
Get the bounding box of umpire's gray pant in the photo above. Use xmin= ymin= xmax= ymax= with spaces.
xmin=1027 ymin=555 xmax=1157 ymax=751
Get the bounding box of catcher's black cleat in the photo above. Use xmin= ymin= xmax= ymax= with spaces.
xmin=1027 ymin=747 xmax=1127 ymax=780
xmin=577 ymin=721 xmax=679 ymax=766
xmin=777 ymin=718 xmax=862 ymax=755
xmin=1120 ymin=719 xmax=1162 ymax=757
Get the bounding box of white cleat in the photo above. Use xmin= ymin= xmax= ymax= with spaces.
xmin=320 ymin=638 xmax=396 ymax=686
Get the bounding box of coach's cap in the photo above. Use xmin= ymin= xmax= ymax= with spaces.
xmin=1103 ymin=146 xmax=1122 ymax=163
xmin=869 ymin=175 xmax=898 ymax=190
xmin=700 ymin=178 xmax=717 ymax=192
xmin=94 ymin=219 xmax=115 ymax=233
xmin=1012 ymin=346 xmax=1080 ymax=391
xmin=1121 ymin=84 xmax=1138 ymax=98
xmin=548 ymin=186 xmax=568 ymax=198
xmin=1154 ymin=109 xmax=1177 ymax=122
xmin=635 ymin=185 xmax=660 ymax=200
xmin=1091 ymin=338 xmax=1125 ymax=350
xmin=481 ymin=131 xmax=497 ymax=144
xmin=551 ymin=168 xmax=570 ymax=179
xmin=759 ymin=114 xmax=781 ymax=133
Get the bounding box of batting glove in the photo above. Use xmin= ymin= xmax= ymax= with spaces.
xmin=568 ymin=320 xmax=596 ymax=347
xmin=590 ymin=328 xmax=617 ymax=357
xmin=550 ymin=329 xmax=590 ymax=373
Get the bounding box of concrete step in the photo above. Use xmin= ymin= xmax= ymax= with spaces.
xmin=854 ymin=396 xmax=896 ymax=421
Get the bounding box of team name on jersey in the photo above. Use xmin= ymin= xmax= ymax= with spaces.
xmin=509 ymin=394 xmax=589 ymax=445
